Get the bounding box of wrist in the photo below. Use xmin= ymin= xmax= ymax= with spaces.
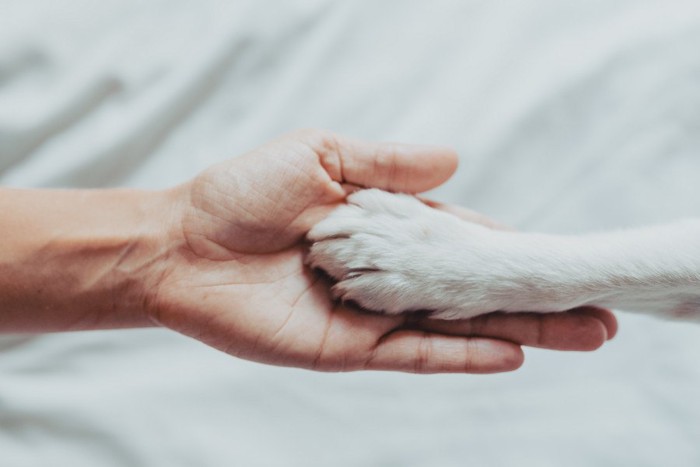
xmin=108 ymin=187 xmax=186 ymax=330
xmin=0 ymin=187 xmax=183 ymax=332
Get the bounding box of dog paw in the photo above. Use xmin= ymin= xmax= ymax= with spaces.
xmin=307 ymin=189 xmax=491 ymax=317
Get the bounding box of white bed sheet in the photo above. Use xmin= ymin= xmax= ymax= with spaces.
xmin=2 ymin=1 xmax=700 ymax=466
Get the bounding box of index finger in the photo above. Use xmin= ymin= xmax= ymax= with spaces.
xmin=420 ymin=198 xmax=514 ymax=231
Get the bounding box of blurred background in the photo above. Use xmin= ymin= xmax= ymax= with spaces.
xmin=2 ymin=0 xmax=700 ymax=465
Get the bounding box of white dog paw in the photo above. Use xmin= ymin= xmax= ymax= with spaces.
xmin=307 ymin=189 xmax=491 ymax=317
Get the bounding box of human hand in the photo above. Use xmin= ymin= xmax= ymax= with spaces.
xmin=147 ymin=129 xmax=616 ymax=373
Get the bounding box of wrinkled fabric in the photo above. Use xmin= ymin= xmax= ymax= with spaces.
xmin=1 ymin=1 xmax=700 ymax=466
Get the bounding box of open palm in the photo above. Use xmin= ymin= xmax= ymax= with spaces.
xmin=149 ymin=130 xmax=615 ymax=373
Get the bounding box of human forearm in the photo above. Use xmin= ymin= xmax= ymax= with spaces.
xmin=0 ymin=188 xmax=178 ymax=332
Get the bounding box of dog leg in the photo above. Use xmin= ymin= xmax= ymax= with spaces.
xmin=307 ymin=189 xmax=700 ymax=321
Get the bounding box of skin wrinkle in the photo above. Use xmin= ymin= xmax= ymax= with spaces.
xmin=363 ymin=316 xmax=410 ymax=370
xmin=464 ymin=340 xmax=481 ymax=374
xmin=143 ymin=256 xmax=184 ymax=328
xmin=289 ymin=275 xmax=321 ymax=309
xmin=143 ymin=253 xmax=172 ymax=327
xmin=383 ymin=146 xmax=401 ymax=190
xmin=196 ymin=180 xmax=267 ymax=243
xmin=535 ymin=315 xmax=547 ymax=348
xmin=301 ymin=130 xmax=346 ymax=184
xmin=249 ymin=276 xmax=323 ymax=363
xmin=328 ymin=133 xmax=347 ymax=184
xmin=266 ymin=278 xmax=319 ymax=350
xmin=181 ymin=190 xmax=214 ymax=260
xmin=181 ymin=232 xmax=237 ymax=262
xmin=333 ymin=141 xmax=346 ymax=184
xmin=363 ymin=341 xmax=380 ymax=370
xmin=66 ymin=238 xmax=152 ymax=329
xmin=182 ymin=259 xmax=300 ymax=288
xmin=463 ymin=313 xmax=485 ymax=337
xmin=372 ymin=149 xmax=393 ymax=190
xmin=197 ymin=178 xmax=237 ymax=221
xmin=112 ymin=240 xmax=159 ymax=324
xmin=113 ymin=239 xmax=139 ymax=271
xmin=219 ymin=158 xmax=315 ymax=251
xmin=264 ymin=309 xmax=296 ymax=362
xmin=263 ymin=158 xmax=302 ymax=205
xmin=414 ymin=332 xmax=433 ymax=373
xmin=310 ymin=310 xmax=333 ymax=371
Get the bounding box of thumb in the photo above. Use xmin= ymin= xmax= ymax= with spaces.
xmin=293 ymin=129 xmax=459 ymax=193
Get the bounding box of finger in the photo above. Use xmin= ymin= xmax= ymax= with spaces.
xmin=420 ymin=198 xmax=515 ymax=231
xmin=410 ymin=309 xmax=610 ymax=351
xmin=364 ymin=331 xmax=524 ymax=374
xmin=571 ymin=306 xmax=618 ymax=340
xmin=296 ymin=129 xmax=459 ymax=193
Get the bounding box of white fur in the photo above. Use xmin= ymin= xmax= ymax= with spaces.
xmin=307 ymin=189 xmax=700 ymax=320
